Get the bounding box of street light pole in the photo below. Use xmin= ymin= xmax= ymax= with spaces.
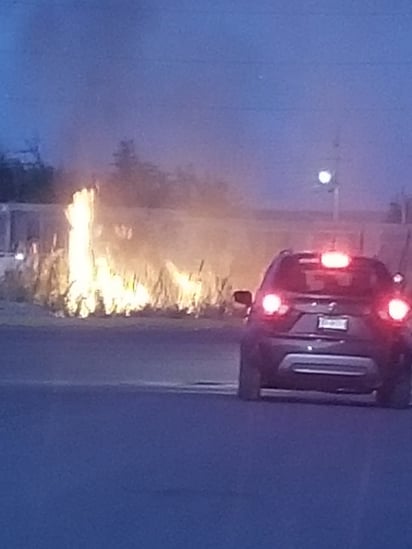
xmin=333 ymin=184 xmax=339 ymax=222
xmin=318 ymin=169 xmax=339 ymax=221
xmin=332 ymin=131 xmax=341 ymax=223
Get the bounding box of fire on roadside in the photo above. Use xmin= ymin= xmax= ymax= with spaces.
xmin=65 ymin=188 xmax=150 ymax=317
xmin=64 ymin=188 xmax=212 ymax=317
xmin=65 ymin=188 xmax=97 ymax=317
xmin=165 ymin=260 xmax=202 ymax=312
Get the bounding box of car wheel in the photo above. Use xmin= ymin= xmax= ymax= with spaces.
xmin=376 ymin=363 xmax=411 ymax=409
xmin=238 ymin=356 xmax=261 ymax=401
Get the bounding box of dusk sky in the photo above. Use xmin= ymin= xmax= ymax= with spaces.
xmin=2 ymin=0 xmax=412 ymax=210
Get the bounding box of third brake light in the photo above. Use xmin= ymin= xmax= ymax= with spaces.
xmin=321 ymin=251 xmax=351 ymax=269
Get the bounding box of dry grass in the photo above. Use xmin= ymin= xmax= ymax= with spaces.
xmin=0 ymin=248 xmax=236 ymax=318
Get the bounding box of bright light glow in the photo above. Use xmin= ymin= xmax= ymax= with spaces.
xmin=393 ymin=273 xmax=404 ymax=285
xmin=321 ymin=251 xmax=351 ymax=269
xmin=262 ymin=293 xmax=282 ymax=314
xmin=388 ymin=298 xmax=410 ymax=322
xmin=65 ymin=188 xmax=150 ymax=317
xmin=66 ymin=189 xmax=96 ymax=317
xmin=318 ymin=170 xmax=333 ymax=185
xmin=14 ymin=252 xmax=25 ymax=261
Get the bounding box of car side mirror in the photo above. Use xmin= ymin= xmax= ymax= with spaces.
xmin=233 ymin=290 xmax=253 ymax=307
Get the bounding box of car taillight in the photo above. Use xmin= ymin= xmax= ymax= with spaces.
xmin=388 ymin=298 xmax=410 ymax=322
xmin=262 ymin=293 xmax=288 ymax=316
xmin=321 ymin=251 xmax=351 ymax=269
xmin=378 ymin=297 xmax=410 ymax=322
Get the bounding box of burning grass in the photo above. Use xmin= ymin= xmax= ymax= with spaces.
xmin=2 ymin=188 xmax=235 ymax=318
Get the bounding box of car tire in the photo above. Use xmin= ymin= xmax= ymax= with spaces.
xmin=238 ymin=356 xmax=261 ymax=401
xmin=376 ymin=363 xmax=411 ymax=409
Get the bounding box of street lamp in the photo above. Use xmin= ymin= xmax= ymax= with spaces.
xmin=318 ymin=170 xmax=333 ymax=185
xmin=318 ymin=169 xmax=339 ymax=222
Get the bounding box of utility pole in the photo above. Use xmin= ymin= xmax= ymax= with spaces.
xmin=332 ymin=131 xmax=341 ymax=223
xmin=317 ymin=130 xmax=345 ymax=221
xmin=400 ymin=187 xmax=407 ymax=224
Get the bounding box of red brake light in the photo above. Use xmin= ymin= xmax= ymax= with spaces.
xmin=388 ymin=298 xmax=410 ymax=322
xmin=261 ymin=293 xmax=289 ymax=316
xmin=262 ymin=293 xmax=282 ymax=314
xmin=321 ymin=251 xmax=351 ymax=269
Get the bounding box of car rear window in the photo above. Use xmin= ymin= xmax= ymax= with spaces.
xmin=273 ymin=256 xmax=392 ymax=297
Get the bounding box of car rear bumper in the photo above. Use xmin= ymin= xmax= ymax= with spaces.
xmin=276 ymin=352 xmax=379 ymax=391
xmin=243 ymin=332 xmax=396 ymax=392
xmin=278 ymin=353 xmax=377 ymax=377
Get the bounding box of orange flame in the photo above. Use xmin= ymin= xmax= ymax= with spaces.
xmin=65 ymin=188 xmax=150 ymax=317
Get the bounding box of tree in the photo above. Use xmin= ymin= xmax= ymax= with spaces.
xmin=386 ymin=201 xmax=402 ymax=223
xmin=108 ymin=140 xmax=236 ymax=211
xmin=0 ymin=152 xmax=18 ymax=201
xmin=107 ymin=139 xmax=170 ymax=207
xmin=0 ymin=138 xmax=236 ymax=209
xmin=386 ymin=195 xmax=412 ymax=224
xmin=0 ymin=148 xmax=56 ymax=203
xmin=112 ymin=139 xmax=138 ymax=181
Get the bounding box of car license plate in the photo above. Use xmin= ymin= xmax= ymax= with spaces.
xmin=318 ymin=316 xmax=348 ymax=331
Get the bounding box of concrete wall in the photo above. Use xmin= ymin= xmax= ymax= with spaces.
xmin=1 ymin=202 xmax=411 ymax=290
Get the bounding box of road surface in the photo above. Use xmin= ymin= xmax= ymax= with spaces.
xmin=1 ymin=322 xmax=412 ymax=548
xmin=0 ymin=323 xmax=240 ymax=388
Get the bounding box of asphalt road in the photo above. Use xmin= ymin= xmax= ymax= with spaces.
xmin=0 ymin=324 xmax=240 ymax=388
xmin=1 ymin=323 xmax=412 ymax=549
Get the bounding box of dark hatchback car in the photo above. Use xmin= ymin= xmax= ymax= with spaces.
xmin=234 ymin=250 xmax=412 ymax=408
